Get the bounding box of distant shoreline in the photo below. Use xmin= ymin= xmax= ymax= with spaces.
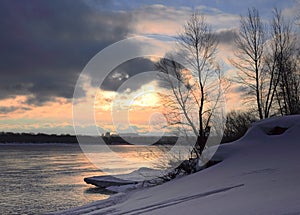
xmin=0 ymin=132 xmax=84 ymax=144
xmin=0 ymin=132 xmax=178 ymax=145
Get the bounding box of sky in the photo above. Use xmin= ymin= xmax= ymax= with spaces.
xmin=0 ymin=0 xmax=299 ymax=135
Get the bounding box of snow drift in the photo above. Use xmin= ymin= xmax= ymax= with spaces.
xmin=53 ymin=115 xmax=300 ymax=215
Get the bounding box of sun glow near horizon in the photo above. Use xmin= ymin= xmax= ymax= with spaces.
xmin=1 ymin=0 xmax=297 ymax=134
xmin=94 ymin=80 xmax=167 ymax=134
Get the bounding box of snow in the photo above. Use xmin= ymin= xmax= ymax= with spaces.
xmin=53 ymin=115 xmax=300 ymax=215
xmin=83 ymin=167 xmax=166 ymax=189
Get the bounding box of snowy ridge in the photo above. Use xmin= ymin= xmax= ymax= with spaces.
xmin=53 ymin=115 xmax=300 ymax=215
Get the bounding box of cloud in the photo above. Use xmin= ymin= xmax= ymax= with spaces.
xmin=282 ymin=0 xmax=300 ymax=21
xmin=233 ymin=86 xmax=249 ymax=94
xmin=0 ymin=106 xmax=19 ymax=114
xmin=0 ymin=0 xmax=133 ymax=104
xmin=100 ymin=57 xmax=157 ymax=92
xmin=215 ymin=28 xmax=238 ymax=45
xmin=130 ymin=4 xmax=190 ymax=36
xmin=3 ymin=1 xmax=288 ymax=105
xmin=130 ymin=4 xmax=240 ymax=37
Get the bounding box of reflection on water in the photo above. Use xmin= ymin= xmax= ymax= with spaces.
xmin=0 ymin=144 xmax=108 ymax=214
xmin=0 ymin=144 xmax=174 ymax=214
xmin=83 ymin=144 xmax=169 ymax=175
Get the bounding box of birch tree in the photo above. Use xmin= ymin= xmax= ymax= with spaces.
xmin=157 ymin=13 xmax=224 ymax=157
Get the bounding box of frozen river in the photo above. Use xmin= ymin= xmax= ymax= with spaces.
xmin=0 ymin=143 xmax=169 ymax=214
xmin=0 ymin=144 xmax=110 ymax=214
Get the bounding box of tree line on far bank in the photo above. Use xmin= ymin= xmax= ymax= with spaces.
xmin=0 ymin=132 xmax=179 ymax=145
xmin=0 ymin=132 xmax=80 ymax=143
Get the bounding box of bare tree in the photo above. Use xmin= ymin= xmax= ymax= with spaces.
xmin=156 ymin=13 xmax=224 ymax=157
xmin=231 ymin=8 xmax=266 ymax=119
xmin=269 ymin=9 xmax=300 ymax=115
xmin=232 ymin=7 xmax=300 ymax=118
xmin=260 ymin=8 xmax=285 ymax=118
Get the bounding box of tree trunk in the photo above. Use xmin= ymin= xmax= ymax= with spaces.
xmin=196 ymin=134 xmax=207 ymax=156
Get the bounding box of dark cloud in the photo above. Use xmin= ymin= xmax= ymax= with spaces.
xmin=233 ymin=85 xmax=249 ymax=94
xmin=96 ymin=29 xmax=237 ymax=94
xmin=0 ymin=106 xmax=18 ymax=114
xmin=0 ymin=106 xmax=31 ymax=114
xmin=100 ymin=57 xmax=157 ymax=92
xmin=0 ymin=0 xmax=132 ymax=104
xmin=215 ymin=29 xmax=237 ymax=45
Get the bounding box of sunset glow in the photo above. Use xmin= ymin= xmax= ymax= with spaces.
xmin=0 ymin=0 xmax=298 ymax=135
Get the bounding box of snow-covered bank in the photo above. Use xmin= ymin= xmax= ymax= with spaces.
xmin=53 ymin=115 xmax=300 ymax=215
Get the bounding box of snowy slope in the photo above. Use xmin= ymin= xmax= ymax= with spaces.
xmin=55 ymin=115 xmax=300 ymax=215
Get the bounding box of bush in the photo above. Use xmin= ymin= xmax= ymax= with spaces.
xmin=222 ymin=111 xmax=258 ymax=143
